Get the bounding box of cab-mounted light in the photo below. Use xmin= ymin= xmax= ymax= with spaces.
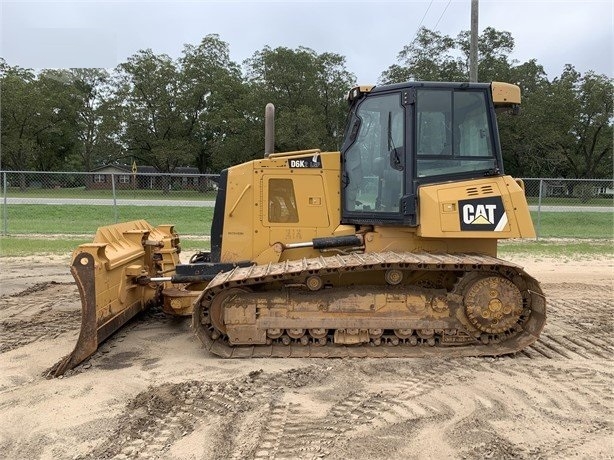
xmin=347 ymin=85 xmax=375 ymax=104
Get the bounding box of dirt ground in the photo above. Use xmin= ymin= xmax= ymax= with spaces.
xmin=0 ymin=252 xmax=613 ymax=460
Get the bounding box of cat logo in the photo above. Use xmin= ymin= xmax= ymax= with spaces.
xmin=459 ymin=196 xmax=508 ymax=231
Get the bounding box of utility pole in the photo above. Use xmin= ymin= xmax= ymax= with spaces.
xmin=470 ymin=0 xmax=479 ymax=82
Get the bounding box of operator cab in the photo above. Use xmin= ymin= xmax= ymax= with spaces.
xmin=341 ymin=81 xmax=517 ymax=226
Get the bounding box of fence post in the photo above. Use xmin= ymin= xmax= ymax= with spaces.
xmin=536 ymin=178 xmax=543 ymax=240
xmin=2 ymin=172 xmax=7 ymax=235
xmin=111 ymin=173 xmax=118 ymax=223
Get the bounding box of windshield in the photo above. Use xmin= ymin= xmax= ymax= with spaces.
xmin=343 ymin=93 xmax=404 ymax=213
xmin=416 ymin=89 xmax=496 ymax=178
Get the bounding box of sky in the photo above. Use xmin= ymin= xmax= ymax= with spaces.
xmin=1 ymin=0 xmax=612 ymax=84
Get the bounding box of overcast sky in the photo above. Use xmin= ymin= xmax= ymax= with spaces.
xmin=1 ymin=0 xmax=612 ymax=84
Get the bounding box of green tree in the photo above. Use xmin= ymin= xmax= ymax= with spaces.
xmin=380 ymin=28 xmax=465 ymax=83
xmin=0 ymin=64 xmax=80 ymax=175
xmin=315 ymin=52 xmax=356 ymax=148
xmin=67 ymin=68 xmax=121 ymax=172
xmin=179 ymin=34 xmax=247 ymax=173
xmin=0 ymin=62 xmax=40 ymax=173
xmin=457 ymin=27 xmax=515 ymax=82
xmin=556 ymin=67 xmax=613 ymax=179
xmin=243 ymin=46 xmax=354 ymax=157
xmin=116 ymin=49 xmax=195 ymax=175
xmin=381 ymin=26 xmax=517 ymax=84
xmin=497 ymin=60 xmax=560 ymax=178
xmin=115 ymin=35 xmax=248 ymax=178
xmin=501 ymin=66 xmax=613 ymax=180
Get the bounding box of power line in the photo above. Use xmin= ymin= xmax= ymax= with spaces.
xmin=433 ymin=0 xmax=452 ymax=31
xmin=417 ymin=0 xmax=434 ymax=32
xmin=410 ymin=0 xmax=434 ymax=44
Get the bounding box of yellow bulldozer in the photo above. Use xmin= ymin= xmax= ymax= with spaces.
xmin=50 ymin=81 xmax=545 ymax=376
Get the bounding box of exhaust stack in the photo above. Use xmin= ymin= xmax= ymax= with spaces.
xmin=264 ymin=103 xmax=275 ymax=157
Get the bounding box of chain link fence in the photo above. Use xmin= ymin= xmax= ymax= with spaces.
xmin=1 ymin=171 xmax=612 ymax=239
xmin=522 ymin=178 xmax=613 ymax=239
xmin=1 ymin=171 xmax=219 ymax=237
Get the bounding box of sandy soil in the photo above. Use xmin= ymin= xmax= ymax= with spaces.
xmin=0 ymin=252 xmax=613 ymax=460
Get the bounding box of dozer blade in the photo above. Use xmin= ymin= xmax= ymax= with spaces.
xmin=48 ymin=220 xmax=180 ymax=377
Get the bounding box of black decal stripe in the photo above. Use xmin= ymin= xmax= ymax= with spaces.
xmin=210 ymin=169 xmax=228 ymax=263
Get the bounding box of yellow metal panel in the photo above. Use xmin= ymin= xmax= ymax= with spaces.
xmin=437 ymin=181 xmax=508 ymax=232
xmin=263 ymin=173 xmax=329 ymax=247
xmin=223 ymin=151 xmax=344 ymax=264
xmin=263 ymin=174 xmax=329 ymax=228
xmin=503 ymin=176 xmax=536 ymax=238
xmin=418 ymin=176 xmax=535 ymax=239
xmin=363 ymin=226 xmax=498 ymax=256
xmin=219 ymin=162 xmax=255 ymax=262
xmin=491 ymin=82 xmax=521 ymax=106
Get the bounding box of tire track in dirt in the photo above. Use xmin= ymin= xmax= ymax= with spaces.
xmin=53 ymin=356 xmax=614 ymax=459
xmin=3 ymin=276 xmax=612 ymax=459
xmin=251 ymin=402 xmax=291 ymax=459
xmin=0 ymin=282 xmax=80 ymax=354
xmin=520 ymin=294 xmax=614 ymax=361
xmin=76 ymin=367 xmax=326 ymax=460
xmin=77 ymin=380 xmax=249 ymax=459
xmin=245 ymin=361 xmax=460 ymax=459
xmin=328 ymin=360 xmax=613 ymax=459
xmin=0 ymin=310 xmax=80 ymax=353
xmin=476 ymin=364 xmax=614 ymax=459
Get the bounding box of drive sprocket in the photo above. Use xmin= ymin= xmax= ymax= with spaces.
xmin=463 ymin=275 xmax=524 ymax=334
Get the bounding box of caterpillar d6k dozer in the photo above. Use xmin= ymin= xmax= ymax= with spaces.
xmin=50 ymin=81 xmax=546 ymax=376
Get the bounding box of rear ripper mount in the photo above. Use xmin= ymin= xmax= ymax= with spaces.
xmin=193 ymin=251 xmax=546 ymax=358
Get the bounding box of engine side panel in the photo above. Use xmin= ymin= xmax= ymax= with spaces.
xmin=417 ymin=176 xmax=535 ymax=239
xmin=219 ymin=151 xmax=354 ymax=264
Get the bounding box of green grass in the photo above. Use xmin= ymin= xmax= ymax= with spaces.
xmin=3 ymin=206 xmax=611 ymax=238
xmin=2 ymin=234 xmax=610 ymax=259
xmin=498 ymin=239 xmax=614 ymax=257
xmin=526 ymin=196 xmax=614 ymax=206
xmin=5 ymin=187 xmax=217 ymax=201
xmin=530 ymin=211 xmax=613 ymax=239
xmin=1 ymin=203 xmax=612 ymax=257
xmin=1 ymin=204 xmax=214 ymax=235
xmin=0 ymin=236 xmax=90 ymax=256
xmin=0 ymin=236 xmax=210 ymax=257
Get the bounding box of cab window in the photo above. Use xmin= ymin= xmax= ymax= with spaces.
xmin=343 ymin=92 xmax=404 ymax=213
xmin=416 ymin=90 xmax=496 ymax=178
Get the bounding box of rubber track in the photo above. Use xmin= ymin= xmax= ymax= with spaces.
xmin=192 ymin=251 xmax=546 ymax=358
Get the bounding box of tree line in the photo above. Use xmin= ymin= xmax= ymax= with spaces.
xmin=1 ymin=28 xmax=611 ymax=179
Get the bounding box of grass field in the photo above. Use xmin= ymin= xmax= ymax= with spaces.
xmin=0 ymin=204 xmax=612 ymax=257
xmin=526 ymin=196 xmax=614 ymax=207
xmin=530 ymin=211 xmax=613 ymax=239
xmin=5 ymin=186 xmax=613 ymax=206
xmin=1 ymin=204 xmax=214 ymax=234
xmin=4 ymin=187 xmax=217 ymax=201
xmin=498 ymin=239 xmax=614 ymax=257
xmin=1 ymin=204 xmax=611 ymax=237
